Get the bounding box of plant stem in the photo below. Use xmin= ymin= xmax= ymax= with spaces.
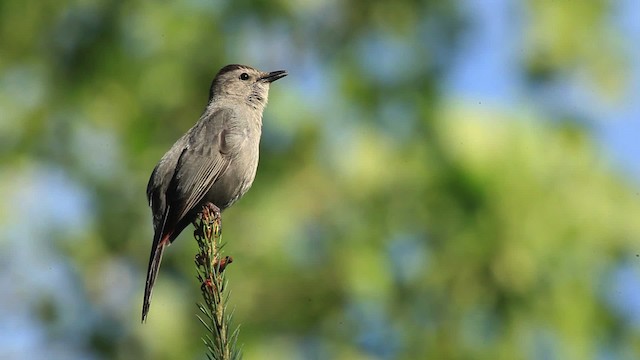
xmin=193 ymin=204 xmax=240 ymax=360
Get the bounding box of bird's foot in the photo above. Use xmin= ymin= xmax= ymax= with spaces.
xmin=200 ymin=202 xmax=221 ymax=223
xmin=192 ymin=202 xmax=223 ymax=242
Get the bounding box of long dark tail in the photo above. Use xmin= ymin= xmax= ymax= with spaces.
xmin=142 ymin=231 xmax=170 ymax=323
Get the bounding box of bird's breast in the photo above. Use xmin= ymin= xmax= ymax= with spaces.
xmin=204 ymin=130 xmax=260 ymax=210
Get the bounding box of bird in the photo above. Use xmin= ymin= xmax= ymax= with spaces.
xmin=142 ymin=64 xmax=287 ymax=322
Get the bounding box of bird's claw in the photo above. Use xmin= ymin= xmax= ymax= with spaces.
xmin=201 ymin=202 xmax=221 ymax=223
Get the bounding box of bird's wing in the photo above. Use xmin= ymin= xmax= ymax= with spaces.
xmin=167 ymin=108 xmax=237 ymax=223
xmin=146 ymin=166 xmax=156 ymax=206
xmin=146 ymin=133 xmax=191 ymax=231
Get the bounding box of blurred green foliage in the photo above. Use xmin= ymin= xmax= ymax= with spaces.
xmin=1 ymin=0 xmax=639 ymax=359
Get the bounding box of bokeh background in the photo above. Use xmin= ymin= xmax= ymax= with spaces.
xmin=2 ymin=0 xmax=640 ymax=359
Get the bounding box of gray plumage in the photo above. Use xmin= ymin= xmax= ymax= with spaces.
xmin=142 ymin=64 xmax=287 ymax=322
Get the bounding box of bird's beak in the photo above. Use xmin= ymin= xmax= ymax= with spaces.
xmin=260 ymin=70 xmax=288 ymax=83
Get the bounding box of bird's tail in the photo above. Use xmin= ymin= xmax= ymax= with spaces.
xmin=142 ymin=232 xmax=170 ymax=323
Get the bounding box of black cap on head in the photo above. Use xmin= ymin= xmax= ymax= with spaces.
xmin=216 ymin=64 xmax=253 ymax=77
xmin=208 ymin=64 xmax=256 ymax=101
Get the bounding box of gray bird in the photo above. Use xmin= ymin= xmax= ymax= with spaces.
xmin=143 ymin=64 xmax=287 ymax=322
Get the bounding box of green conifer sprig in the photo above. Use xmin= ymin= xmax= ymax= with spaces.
xmin=193 ymin=204 xmax=241 ymax=360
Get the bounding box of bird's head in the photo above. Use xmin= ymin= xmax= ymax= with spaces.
xmin=208 ymin=64 xmax=287 ymax=110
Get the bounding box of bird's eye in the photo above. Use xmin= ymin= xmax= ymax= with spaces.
xmin=239 ymin=73 xmax=249 ymax=80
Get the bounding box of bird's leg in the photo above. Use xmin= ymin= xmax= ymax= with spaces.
xmin=194 ymin=203 xmax=221 ymax=225
xmin=203 ymin=202 xmax=221 ymax=223
xmin=201 ymin=202 xmax=221 ymax=235
xmin=191 ymin=202 xmax=222 ymax=235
